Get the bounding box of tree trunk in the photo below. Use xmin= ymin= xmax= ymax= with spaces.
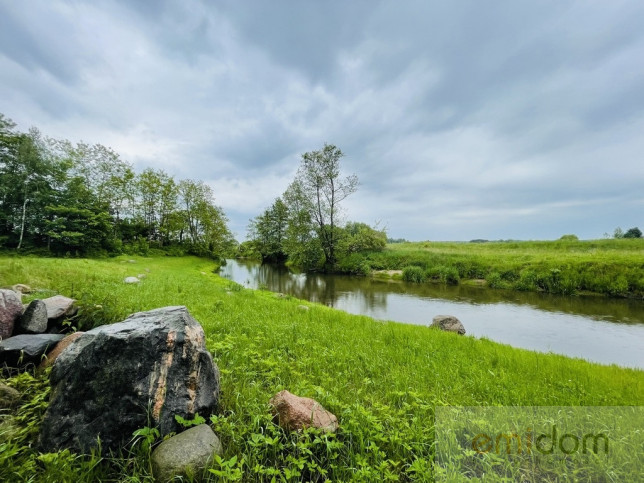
xmin=17 ymin=195 xmax=28 ymax=250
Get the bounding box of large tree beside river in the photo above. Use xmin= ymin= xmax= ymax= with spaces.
xmin=247 ymin=144 xmax=386 ymax=271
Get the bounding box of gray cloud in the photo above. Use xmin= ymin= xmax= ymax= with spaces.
xmin=1 ymin=0 xmax=643 ymax=241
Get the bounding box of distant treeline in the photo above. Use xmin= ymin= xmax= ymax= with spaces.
xmin=0 ymin=113 xmax=234 ymax=257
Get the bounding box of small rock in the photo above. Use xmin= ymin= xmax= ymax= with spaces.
xmin=137 ymin=273 xmax=147 ymax=279
xmin=145 ymin=268 xmax=150 ymax=273
xmin=39 ymin=332 xmax=84 ymax=369
xmin=275 ymin=293 xmax=286 ymax=299
xmin=124 ymin=277 xmax=140 ymax=284
xmin=431 ymin=315 xmax=466 ymax=335
xmin=11 ymin=284 xmax=32 ymax=294
xmin=42 ymin=295 xmax=76 ymax=320
xmin=0 ymin=334 xmax=65 ymax=367
xmin=1 ymin=289 xmax=23 ymax=339
xmin=127 ymin=259 xmax=136 ymax=263
xmin=18 ymin=300 xmax=48 ymax=334
xmin=270 ymin=390 xmax=338 ymax=433
xmin=0 ymin=383 xmax=20 ymax=409
xmin=151 ymin=424 xmax=223 ymax=482
xmin=297 ymin=305 xmax=309 ymax=311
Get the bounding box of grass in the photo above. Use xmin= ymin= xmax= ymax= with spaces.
xmin=1 ymin=255 xmax=643 ymax=481
xmin=363 ymin=239 xmax=644 ymax=298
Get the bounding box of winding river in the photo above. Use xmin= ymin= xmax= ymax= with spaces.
xmin=220 ymin=259 xmax=644 ymax=370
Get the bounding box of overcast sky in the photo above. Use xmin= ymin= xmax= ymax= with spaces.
xmin=2 ymin=1 xmax=643 ymax=241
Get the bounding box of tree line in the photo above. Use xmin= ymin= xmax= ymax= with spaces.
xmin=0 ymin=113 xmax=234 ymax=257
xmin=242 ymin=143 xmax=386 ymax=273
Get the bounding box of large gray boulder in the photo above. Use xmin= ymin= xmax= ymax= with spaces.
xmin=0 ymin=334 xmax=65 ymax=366
xmin=39 ymin=306 xmax=220 ymax=454
xmin=17 ymin=300 xmax=48 ymax=334
xmin=0 ymin=289 xmax=23 ymax=339
xmin=151 ymin=424 xmax=223 ymax=482
xmin=431 ymin=315 xmax=466 ymax=335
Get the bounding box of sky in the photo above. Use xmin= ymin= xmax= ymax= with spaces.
xmin=1 ymin=0 xmax=643 ymax=241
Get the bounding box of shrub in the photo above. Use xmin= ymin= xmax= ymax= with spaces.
xmin=559 ymin=234 xmax=579 ymax=241
xmin=402 ymin=266 xmax=426 ymax=283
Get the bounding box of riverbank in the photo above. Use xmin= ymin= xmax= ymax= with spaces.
xmin=1 ymin=255 xmax=643 ymax=481
xmin=360 ymin=239 xmax=644 ymax=298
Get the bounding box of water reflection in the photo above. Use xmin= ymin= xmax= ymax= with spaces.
xmin=220 ymin=259 xmax=644 ymax=369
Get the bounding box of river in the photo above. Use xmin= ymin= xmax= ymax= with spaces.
xmin=220 ymin=259 xmax=644 ymax=370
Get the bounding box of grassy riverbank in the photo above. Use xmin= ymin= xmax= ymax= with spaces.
xmin=1 ymin=255 xmax=643 ymax=481
xmin=363 ymin=239 xmax=644 ymax=298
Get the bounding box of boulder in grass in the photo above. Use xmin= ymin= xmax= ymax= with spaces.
xmin=124 ymin=276 xmax=140 ymax=284
xmin=269 ymin=390 xmax=338 ymax=433
xmin=0 ymin=334 xmax=65 ymax=367
xmin=42 ymin=295 xmax=76 ymax=321
xmin=431 ymin=315 xmax=466 ymax=335
xmin=18 ymin=300 xmax=48 ymax=334
xmin=151 ymin=424 xmax=223 ymax=482
xmin=39 ymin=306 xmax=220 ymax=454
xmin=0 ymin=383 xmax=20 ymax=409
xmin=0 ymin=289 xmax=23 ymax=339
xmin=11 ymin=284 xmax=32 ymax=294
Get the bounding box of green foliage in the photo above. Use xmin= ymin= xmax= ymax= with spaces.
xmin=0 ymin=112 xmax=235 ymax=258
xmin=624 ymin=227 xmax=642 ymax=239
xmin=357 ymin=239 xmax=644 ymax=298
xmin=559 ymin=234 xmax=578 ymax=241
xmin=0 ymin=255 xmax=643 ymax=481
xmin=402 ymin=265 xmax=426 ymax=283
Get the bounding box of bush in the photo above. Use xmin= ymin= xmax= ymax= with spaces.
xmin=559 ymin=234 xmax=579 ymax=241
xmin=402 ymin=266 xmax=426 ymax=283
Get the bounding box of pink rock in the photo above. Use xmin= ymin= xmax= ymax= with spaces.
xmin=0 ymin=289 xmax=23 ymax=339
xmin=39 ymin=332 xmax=85 ymax=369
xmin=269 ymin=390 xmax=338 ymax=433
xmin=42 ymin=295 xmax=76 ymax=320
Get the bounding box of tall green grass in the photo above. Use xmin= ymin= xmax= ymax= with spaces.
xmin=1 ymin=255 xmax=643 ymax=481
xmin=365 ymin=239 xmax=644 ymax=297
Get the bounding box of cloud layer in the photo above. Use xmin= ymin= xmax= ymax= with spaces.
xmin=2 ymin=0 xmax=643 ymax=240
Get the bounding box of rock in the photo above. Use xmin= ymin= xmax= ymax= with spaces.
xmin=0 ymin=334 xmax=65 ymax=366
xmin=127 ymin=259 xmax=136 ymax=263
xmin=297 ymin=305 xmax=309 ymax=311
xmin=39 ymin=306 xmax=220 ymax=454
xmin=0 ymin=289 xmax=23 ymax=339
xmin=136 ymin=273 xmax=147 ymax=279
xmin=431 ymin=315 xmax=466 ymax=335
xmin=17 ymin=300 xmax=48 ymax=334
xmin=0 ymin=383 xmax=20 ymax=409
xmin=11 ymin=284 xmax=32 ymax=294
xmin=42 ymin=295 xmax=76 ymax=320
xmin=269 ymin=390 xmax=338 ymax=433
xmin=38 ymin=332 xmax=84 ymax=369
xmin=151 ymin=424 xmax=223 ymax=482
xmin=124 ymin=276 xmax=140 ymax=284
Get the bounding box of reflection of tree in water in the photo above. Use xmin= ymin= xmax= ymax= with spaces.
xmin=222 ymin=260 xmax=644 ymax=325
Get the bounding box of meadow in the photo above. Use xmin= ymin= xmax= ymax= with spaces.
xmin=1 ymin=255 xmax=643 ymax=481
xmin=363 ymin=239 xmax=644 ymax=298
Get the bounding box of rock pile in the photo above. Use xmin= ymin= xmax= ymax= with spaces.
xmin=1 ymin=288 xmax=77 ymax=367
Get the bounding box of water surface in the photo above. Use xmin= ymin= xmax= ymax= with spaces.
xmin=220 ymin=259 xmax=644 ymax=370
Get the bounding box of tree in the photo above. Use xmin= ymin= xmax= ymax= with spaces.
xmin=624 ymin=227 xmax=642 ymax=239
xmin=248 ymin=197 xmax=289 ymax=261
xmin=613 ymin=227 xmax=624 ymax=239
xmin=294 ymin=144 xmax=358 ymax=268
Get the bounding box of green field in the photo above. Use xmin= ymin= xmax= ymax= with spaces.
xmin=1 ymin=255 xmax=643 ymax=481
xmin=362 ymin=239 xmax=644 ymax=298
